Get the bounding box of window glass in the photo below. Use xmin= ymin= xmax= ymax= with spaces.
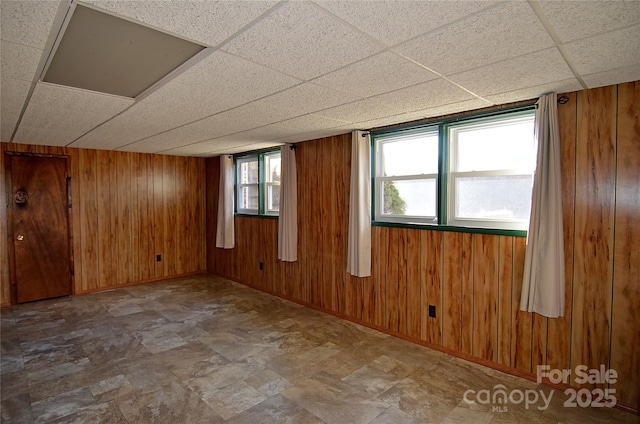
xmin=452 ymin=116 xmax=535 ymax=172
xmin=381 ymin=132 xmax=438 ymax=176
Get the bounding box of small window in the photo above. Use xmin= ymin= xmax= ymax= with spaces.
xmin=235 ymin=150 xmax=281 ymax=216
xmin=373 ymin=108 xmax=535 ymax=233
xmin=375 ymin=129 xmax=439 ymax=224
xmin=236 ymin=156 xmax=259 ymax=214
xmin=264 ymin=152 xmax=281 ymax=215
xmin=447 ymin=114 xmax=535 ymax=230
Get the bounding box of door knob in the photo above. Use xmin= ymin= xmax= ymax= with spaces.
xmin=16 ymin=235 xmax=24 ymax=241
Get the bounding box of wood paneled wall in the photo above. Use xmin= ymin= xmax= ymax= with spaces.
xmin=207 ymin=81 xmax=640 ymax=412
xmin=1 ymin=143 xmax=207 ymax=304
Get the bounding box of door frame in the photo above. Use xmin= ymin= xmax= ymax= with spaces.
xmin=4 ymin=151 xmax=75 ymax=305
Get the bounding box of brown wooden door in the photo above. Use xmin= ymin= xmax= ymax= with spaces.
xmin=9 ymin=155 xmax=71 ymax=303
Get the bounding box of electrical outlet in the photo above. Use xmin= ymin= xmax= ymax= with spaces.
xmin=259 ymin=262 xmax=264 ymax=270
xmin=428 ymin=305 xmax=436 ymax=318
xmin=156 ymin=254 xmax=162 ymax=262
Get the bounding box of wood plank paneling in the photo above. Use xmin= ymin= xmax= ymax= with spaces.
xmin=472 ymin=234 xmax=499 ymax=362
xmin=511 ymin=236 xmax=532 ymax=373
xmin=571 ymin=86 xmax=617 ymax=390
xmin=1 ymin=143 xmax=206 ymax=305
xmin=610 ymin=81 xmax=640 ymax=410
xmin=442 ymin=232 xmax=463 ymax=351
xmin=386 ymin=228 xmax=400 ymax=332
xmin=116 ymin=152 xmax=133 ymax=285
xmin=497 ymin=236 xmax=513 ymax=367
xmin=421 ymin=230 xmax=443 ymax=345
xmin=406 ymin=230 xmax=421 ymax=340
xmin=80 ymin=149 xmax=99 ymax=292
xmin=460 ymin=233 xmax=474 ymax=356
xmin=97 ymin=150 xmax=115 ymax=288
xmin=0 ymin=147 xmax=9 ymax=304
xmin=546 ymin=91 xmax=577 ymax=372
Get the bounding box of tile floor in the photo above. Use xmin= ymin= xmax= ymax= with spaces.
xmin=1 ymin=275 xmax=637 ymax=423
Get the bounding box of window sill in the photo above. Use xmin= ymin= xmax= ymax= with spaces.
xmin=371 ymin=220 xmax=527 ymax=237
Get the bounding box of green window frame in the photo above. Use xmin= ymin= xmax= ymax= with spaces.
xmin=372 ymin=106 xmax=536 ymax=236
xmin=235 ymin=150 xmax=281 ymax=217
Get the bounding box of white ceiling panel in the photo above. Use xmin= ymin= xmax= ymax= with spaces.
xmin=396 ymin=2 xmax=555 ymax=76
xmin=485 ymin=79 xmax=583 ymax=105
xmin=87 ymin=0 xmax=279 ymax=47
xmin=221 ymin=1 xmax=384 ymax=80
xmin=563 ymin=24 xmax=640 ymax=77
xmin=0 ymin=78 xmax=31 ymax=141
xmin=277 ymin=114 xmax=349 ymax=132
xmin=449 ymin=48 xmax=576 ymax=98
xmin=14 ymin=82 xmax=134 ymax=146
xmin=343 ymin=98 xmax=492 ymax=131
xmin=371 ymin=78 xmax=477 ymax=114
xmin=582 ymin=64 xmax=640 ymax=90
xmin=316 ymin=97 xmax=409 ymax=124
xmin=537 ymin=0 xmax=640 ymax=43
xmin=242 ymin=83 xmax=363 ymax=124
xmin=0 ymin=0 xmax=62 ymax=48
xmin=312 ymin=52 xmax=438 ymax=98
xmin=314 ymin=0 xmax=498 ymax=47
xmin=0 ymin=40 xmax=42 ymax=82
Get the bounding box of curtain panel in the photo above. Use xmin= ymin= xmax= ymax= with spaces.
xmin=216 ymin=155 xmax=235 ymax=249
xmin=520 ymin=93 xmax=565 ymax=318
xmin=278 ymin=144 xmax=298 ymax=262
xmin=347 ymin=130 xmax=372 ymax=277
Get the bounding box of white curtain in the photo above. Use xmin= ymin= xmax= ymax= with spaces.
xmin=347 ymin=130 xmax=372 ymax=277
xmin=278 ymin=144 xmax=298 ymax=261
xmin=520 ymin=93 xmax=565 ymax=318
xmin=216 ymin=155 xmax=235 ymax=249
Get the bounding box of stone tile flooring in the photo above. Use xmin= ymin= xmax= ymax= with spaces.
xmin=1 ymin=275 xmax=638 ymax=423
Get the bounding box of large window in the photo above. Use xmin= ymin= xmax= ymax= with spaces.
xmin=236 ymin=150 xmax=281 ymax=216
xmin=373 ymin=108 xmax=535 ymax=233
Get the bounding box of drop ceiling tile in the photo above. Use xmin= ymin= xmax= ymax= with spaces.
xmin=395 ymin=2 xmax=554 ymax=76
xmin=582 ymin=64 xmax=640 ymax=90
xmin=73 ymin=51 xmax=302 ymax=149
xmin=316 ymin=97 xmax=408 ymax=124
xmin=371 ymin=78 xmax=476 ymax=114
xmin=117 ymin=107 xmax=268 ymax=153
xmin=221 ymin=1 xmax=383 ymax=80
xmin=537 ymin=0 xmax=640 ymax=43
xmin=278 ymin=114 xmax=349 ymax=132
xmin=0 ymin=77 xmax=31 ymax=141
xmin=341 ymin=98 xmax=492 ymax=131
xmin=449 ymin=48 xmax=575 ymax=98
xmin=314 ymin=0 xmax=497 ymax=46
xmin=484 ymin=79 xmax=583 ymax=105
xmin=156 ymin=140 xmax=241 ymax=156
xmin=1 ymin=40 xmax=42 ymax=81
xmin=563 ymin=24 xmax=640 ymax=76
xmin=214 ymin=141 xmax=283 ymax=155
xmin=0 ymin=0 xmax=61 ymax=48
xmin=245 ymin=83 xmax=362 ymax=123
xmin=14 ymin=82 xmax=134 ymax=146
xmin=87 ymin=1 xmax=278 ymax=47
xmin=312 ymin=52 xmax=438 ymax=98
